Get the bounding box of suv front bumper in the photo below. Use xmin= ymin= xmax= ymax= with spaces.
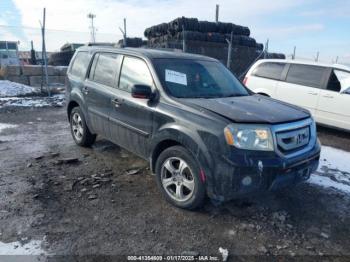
xmin=208 ymin=141 xmax=321 ymax=201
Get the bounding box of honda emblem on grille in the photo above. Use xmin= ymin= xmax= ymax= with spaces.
xmin=277 ymin=126 xmax=310 ymax=152
xmin=295 ymin=130 xmax=308 ymax=145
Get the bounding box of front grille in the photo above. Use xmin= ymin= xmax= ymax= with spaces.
xmin=271 ymin=118 xmax=315 ymax=158
xmin=276 ymin=126 xmax=310 ymax=154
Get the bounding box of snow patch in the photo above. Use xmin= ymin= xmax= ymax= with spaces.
xmin=0 ymin=123 xmax=18 ymax=134
xmin=318 ymin=146 xmax=350 ymax=172
xmin=0 ymin=240 xmax=46 ymax=255
xmin=309 ymin=175 xmax=350 ymax=194
xmin=0 ymin=94 xmax=65 ymax=108
xmin=309 ymin=146 xmax=350 ymax=194
xmin=0 ymin=80 xmax=37 ymax=97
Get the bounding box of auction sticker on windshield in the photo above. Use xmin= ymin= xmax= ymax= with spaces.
xmin=165 ymin=69 xmax=187 ymax=86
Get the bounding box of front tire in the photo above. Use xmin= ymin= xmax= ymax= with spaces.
xmin=155 ymin=146 xmax=206 ymax=210
xmin=70 ymin=107 xmax=96 ymax=147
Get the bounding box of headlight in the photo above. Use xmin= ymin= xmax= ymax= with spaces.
xmin=224 ymin=124 xmax=274 ymax=151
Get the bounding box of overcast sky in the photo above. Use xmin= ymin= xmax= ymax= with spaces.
xmin=0 ymin=0 xmax=349 ymax=64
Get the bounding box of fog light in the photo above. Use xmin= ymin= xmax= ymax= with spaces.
xmin=242 ymin=176 xmax=252 ymax=186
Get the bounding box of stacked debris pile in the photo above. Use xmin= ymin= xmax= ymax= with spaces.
xmin=145 ymin=17 xmax=285 ymax=76
xmin=117 ymin=37 xmax=146 ymax=48
xmin=49 ymin=43 xmax=84 ymax=66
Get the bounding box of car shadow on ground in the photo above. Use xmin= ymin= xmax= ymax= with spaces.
xmin=317 ymin=125 xmax=350 ymax=151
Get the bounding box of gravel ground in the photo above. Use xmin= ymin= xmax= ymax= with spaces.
xmin=0 ymin=107 xmax=350 ymax=261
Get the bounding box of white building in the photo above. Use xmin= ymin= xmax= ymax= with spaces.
xmin=0 ymin=41 xmax=20 ymax=67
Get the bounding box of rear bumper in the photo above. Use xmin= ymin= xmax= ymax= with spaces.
xmin=207 ymin=141 xmax=321 ymax=201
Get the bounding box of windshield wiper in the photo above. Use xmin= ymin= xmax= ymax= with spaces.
xmin=177 ymin=93 xmax=248 ymax=99
xmin=224 ymin=93 xmax=248 ymax=97
xmin=190 ymin=94 xmax=224 ymax=98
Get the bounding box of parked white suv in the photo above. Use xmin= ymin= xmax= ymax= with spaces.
xmin=244 ymin=59 xmax=350 ymax=131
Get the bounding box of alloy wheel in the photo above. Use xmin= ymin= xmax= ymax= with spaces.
xmin=160 ymin=157 xmax=195 ymax=202
xmin=71 ymin=112 xmax=84 ymax=142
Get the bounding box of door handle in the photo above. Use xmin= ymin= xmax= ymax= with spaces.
xmin=112 ymin=98 xmax=122 ymax=108
xmin=308 ymin=92 xmax=318 ymax=95
xmin=323 ymin=94 xmax=334 ymax=98
xmin=82 ymin=86 xmax=89 ymax=95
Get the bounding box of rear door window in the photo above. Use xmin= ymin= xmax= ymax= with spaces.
xmin=70 ymin=52 xmax=91 ymax=79
xmin=119 ymin=56 xmax=153 ymax=92
xmin=333 ymin=70 xmax=350 ymax=92
xmin=326 ymin=70 xmax=343 ymax=92
xmin=91 ymin=53 xmax=120 ymax=87
xmin=252 ymin=62 xmax=285 ymax=80
xmin=286 ymin=64 xmax=326 ymax=88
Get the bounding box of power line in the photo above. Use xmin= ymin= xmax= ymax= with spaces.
xmin=0 ymin=24 xmax=120 ymax=35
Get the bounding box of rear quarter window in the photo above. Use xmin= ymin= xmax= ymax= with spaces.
xmin=69 ymin=51 xmax=91 ymax=79
xmin=286 ymin=64 xmax=326 ymax=88
xmin=91 ymin=53 xmax=120 ymax=87
xmin=252 ymin=62 xmax=285 ymax=80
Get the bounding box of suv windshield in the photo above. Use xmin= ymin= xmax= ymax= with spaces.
xmin=153 ymin=58 xmax=249 ymax=98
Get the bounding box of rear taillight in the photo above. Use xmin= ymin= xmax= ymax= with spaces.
xmin=243 ymin=77 xmax=248 ymax=85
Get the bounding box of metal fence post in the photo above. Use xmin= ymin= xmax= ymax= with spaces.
xmin=182 ymin=25 xmax=186 ymax=52
xmin=226 ymin=31 xmax=233 ymax=68
xmin=40 ymin=8 xmax=50 ymax=96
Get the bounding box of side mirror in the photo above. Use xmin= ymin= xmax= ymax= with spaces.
xmin=131 ymin=84 xmax=153 ymax=99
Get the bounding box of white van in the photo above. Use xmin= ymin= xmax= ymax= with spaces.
xmin=244 ymin=59 xmax=350 ymax=131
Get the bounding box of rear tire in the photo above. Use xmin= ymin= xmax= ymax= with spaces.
xmin=155 ymin=146 xmax=206 ymax=210
xmin=70 ymin=107 xmax=96 ymax=147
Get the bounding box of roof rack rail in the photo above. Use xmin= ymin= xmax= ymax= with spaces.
xmin=86 ymin=42 xmax=116 ymax=47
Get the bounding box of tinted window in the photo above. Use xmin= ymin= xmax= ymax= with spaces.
xmin=92 ymin=53 xmax=120 ymax=87
xmin=252 ymin=62 xmax=285 ymax=80
xmin=70 ymin=52 xmax=91 ymax=79
xmin=334 ymin=70 xmax=350 ymax=92
xmin=119 ymin=56 xmax=153 ymax=92
xmin=286 ymin=64 xmax=326 ymax=88
xmin=7 ymin=43 xmax=17 ymax=50
xmin=327 ymin=70 xmax=341 ymax=92
xmin=153 ymin=58 xmax=249 ymax=98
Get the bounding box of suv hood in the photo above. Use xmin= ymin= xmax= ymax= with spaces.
xmin=181 ymin=95 xmax=310 ymax=124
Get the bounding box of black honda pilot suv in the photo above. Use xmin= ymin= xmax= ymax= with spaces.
xmin=66 ymin=46 xmax=321 ymax=209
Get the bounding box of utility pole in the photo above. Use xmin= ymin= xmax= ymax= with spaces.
xmin=292 ymin=46 xmax=296 ymax=60
xmin=40 ymin=8 xmax=50 ymax=96
xmin=182 ymin=25 xmax=186 ymax=52
xmin=119 ymin=18 xmax=127 ymax=47
xmin=226 ymin=31 xmax=233 ymax=68
xmin=87 ymin=13 xmax=96 ymax=43
xmin=264 ymin=39 xmax=269 ymax=58
xmin=315 ymin=51 xmax=319 ymax=62
xmin=215 ymin=4 xmax=219 ymax=23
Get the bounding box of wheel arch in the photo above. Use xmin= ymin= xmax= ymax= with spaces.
xmin=67 ymin=89 xmax=87 ymax=120
xmin=151 ymin=139 xmax=182 ymax=173
xmin=257 ymin=92 xmax=270 ymax=97
xmin=253 ymin=87 xmax=272 ymax=97
xmin=149 ymin=126 xmax=214 ymax=182
xmin=67 ymin=100 xmax=80 ymax=120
